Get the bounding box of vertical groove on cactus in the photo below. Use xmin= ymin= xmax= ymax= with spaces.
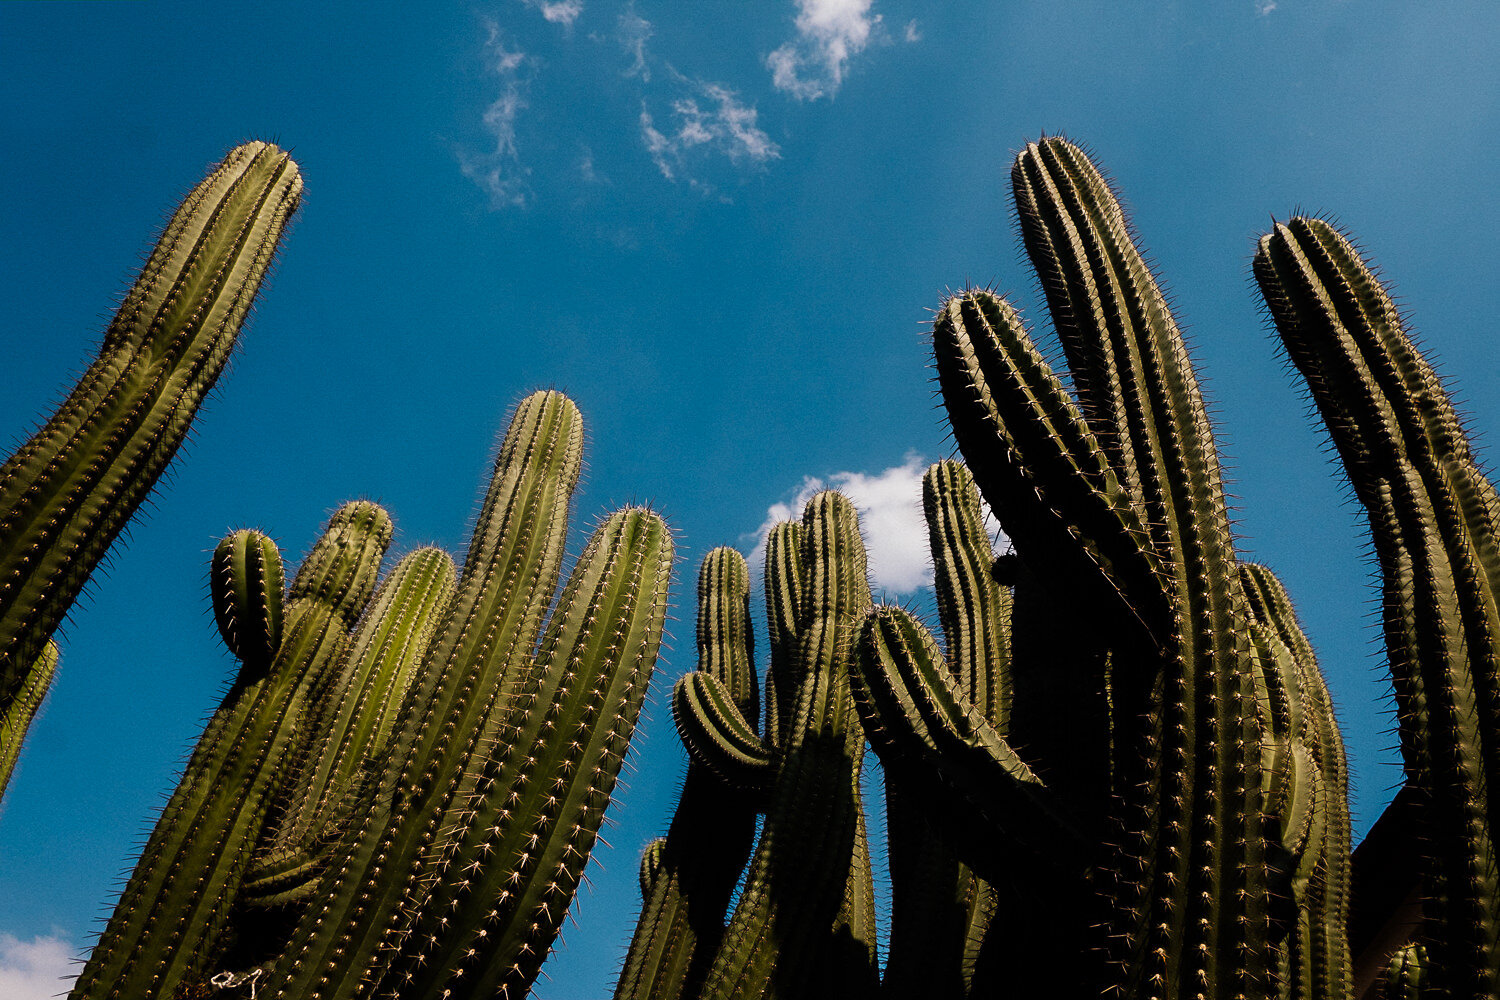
xmin=1255 ymin=215 xmax=1500 ymax=996
xmin=0 ymin=142 xmax=301 ymax=727
xmin=70 ymin=502 xmax=392 ymax=1000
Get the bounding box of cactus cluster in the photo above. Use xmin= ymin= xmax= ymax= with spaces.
xmin=65 ymin=390 xmax=673 ymax=1000
xmin=619 ymin=136 xmax=1496 ymax=1000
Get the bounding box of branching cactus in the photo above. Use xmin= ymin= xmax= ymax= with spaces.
xmin=660 ymin=491 xmax=879 ymax=1000
xmin=1255 ymin=216 xmax=1500 ymax=997
xmin=257 ymin=390 xmax=674 ymax=1000
xmin=72 ymin=502 xmax=394 ymax=1000
xmin=614 ymin=548 xmax=760 ymax=1000
xmin=0 ymin=143 xmax=301 ymax=791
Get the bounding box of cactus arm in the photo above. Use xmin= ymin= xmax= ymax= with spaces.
xmin=699 ymin=492 xmax=878 ymax=1000
xmin=673 ymin=671 xmax=774 ymax=798
xmin=762 ymin=520 xmax=804 ymax=749
xmin=211 ymin=529 xmax=286 ymax=673
xmin=0 ymin=640 xmax=57 ymax=800
xmin=240 ymin=547 xmax=456 ymax=907
xmin=70 ymin=502 xmax=392 ymax=1000
xmin=381 ymin=506 xmax=673 ymax=1000
xmin=1382 ymin=943 xmax=1428 ymax=1000
xmin=1255 ymin=216 xmax=1500 ymax=993
xmin=616 ymin=548 xmax=761 ymax=1000
xmin=933 ymin=288 xmax=1168 ymax=640
xmin=0 ymin=143 xmax=301 ymax=714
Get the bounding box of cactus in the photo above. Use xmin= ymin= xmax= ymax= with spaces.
xmin=1255 ymin=216 xmax=1500 ymax=996
xmin=614 ymin=549 xmax=760 ymax=1000
xmin=0 ymin=143 xmax=301 ymax=793
xmin=71 ymin=503 xmax=394 ymax=1000
xmin=644 ymin=492 xmax=879 ymax=1000
xmin=0 ymin=640 xmax=57 ymax=799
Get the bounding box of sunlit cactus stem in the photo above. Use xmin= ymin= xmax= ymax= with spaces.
xmin=0 ymin=640 xmax=57 ymax=799
xmin=1255 ymin=215 xmax=1500 ymax=996
xmin=0 ymin=142 xmax=301 ymax=748
xmin=70 ymin=503 xmax=392 ymax=1000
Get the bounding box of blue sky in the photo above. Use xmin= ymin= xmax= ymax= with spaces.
xmin=2 ymin=2 xmax=1497 ymax=997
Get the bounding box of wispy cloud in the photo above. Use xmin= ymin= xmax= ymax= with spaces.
xmin=459 ymin=22 xmax=533 ymax=208
xmin=0 ymin=932 xmax=75 ymax=1000
xmin=744 ymin=454 xmax=966 ymax=596
xmin=767 ymin=0 xmax=880 ymax=100
xmin=1256 ymin=1 xmax=1278 ymax=13
xmin=519 ymin=0 xmax=584 ymax=27
xmin=640 ymin=80 xmax=779 ymax=187
xmin=618 ymin=3 xmax=652 ymax=79
xmin=903 ymin=19 xmax=921 ymax=43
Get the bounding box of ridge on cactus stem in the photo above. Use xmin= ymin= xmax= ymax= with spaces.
xmin=0 ymin=141 xmax=301 ymax=803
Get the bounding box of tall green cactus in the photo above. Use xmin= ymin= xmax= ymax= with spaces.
xmin=1255 ymin=216 xmax=1500 ymax=997
xmin=0 ymin=141 xmax=300 ymax=799
xmin=654 ymin=492 xmax=879 ymax=1000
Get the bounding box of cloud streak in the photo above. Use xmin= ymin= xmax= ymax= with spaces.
xmin=519 ymin=0 xmax=583 ymax=27
xmin=767 ymin=0 xmax=880 ymax=100
xmin=640 ymin=81 xmax=779 ymax=186
xmin=459 ymin=22 xmax=533 ymax=208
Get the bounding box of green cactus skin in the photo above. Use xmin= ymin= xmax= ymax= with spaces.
xmin=0 ymin=640 xmax=57 ymax=800
xmin=212 ymin=529 xmax=287 ymax=673
xmin=693 ymin=491 xmax=879 ymax=1000
xmin=920 ymin=136 xmax=1274 ymax=999
xmin=0 ymin=142 xmax=301 ymax=740
xmin=1255 ymin=216 xmax=1500 ymax=997
xmin=263 ymin=391 xmax=674 ymax=1000
xmin=238 ymin=546 xmax=457 ymax=911
xmin=1383 ymin=943 xmax=1428 ymax=1000
xmin=71 ymin=501 xmax=392 ymax=1000
xmin=615 ymin=548 xmax=761 ymax=1000
xmin=1240 ymin=562 xmax=1352 ymax=1000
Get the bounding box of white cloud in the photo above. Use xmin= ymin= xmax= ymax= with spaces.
xmin=1256 ymin=0 xmax=1277 ymax=12
xmin=640 ymin=81 xmax=779 ymax=185
xmin=459 ymin=22 xmax=533 ymax=208
xmin=903 ymin=19 xmax=920 ymax=42
xmin=0 ymin=933 xmax=76 ymax=1000
xmin=744 ymin=454 xmax=946 ymax=596
xmin=618 ymin=4 xmax=652 ymax=79
xmin=519 ymin=0 xmax=584 ymax=26
xmin=767 ymin=0 xmax=880 ymax=100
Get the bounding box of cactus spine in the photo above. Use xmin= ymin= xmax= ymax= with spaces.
xmin=0 ymin=143 xmax=301 ymax=785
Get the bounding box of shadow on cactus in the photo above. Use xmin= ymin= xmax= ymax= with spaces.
xmin=70 ymin=389 xmax=674 ymax=1000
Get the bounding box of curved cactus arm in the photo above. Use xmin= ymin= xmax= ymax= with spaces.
xmin=0 ymin=143 xmax=301 ymax=716
xmin=0 ymin=640 xmax=57 ymax=800
xmin=699 ymin=491 xmax=878 ymax=1000
xmin=1381 ymin=943 xmax=1428 ymax=1000
xmin=854 ymin=606 xmax=1084 ymax=877
xmin=241 ymin=547 xmax=457 ymax=907
xmin=211 ymin=529 xmax=287 ymax=673
xmin=933 ymin=288 xmax=1167 ymax=640
xmin=265 ymin=390 xmax=587 ymax=1000
xmin=1255 ymin=216 xmax=1500 ymax=993
xmin=70 ymin=502 xmax=392 ymax=1000
xmin=673 ymin=671 xmax=774 ymax=798
xmin=380 ymin=506 xmax=674 ymax=1000
xmin=616 ymin=548 xmax=761 ymax=1000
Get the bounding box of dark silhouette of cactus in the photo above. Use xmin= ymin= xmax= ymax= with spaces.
xmin=0 ymin=142 xmax=300 ymax=801
xmin=1255 ymin=216 xmax=1500 ymax=997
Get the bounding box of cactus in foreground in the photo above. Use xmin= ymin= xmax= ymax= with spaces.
xmin=0 ymin=142 xmax=301 ymax=792
xmin=72 ymin=390 xmax=673 ymax=1000
xmin=0 ymin=640 xmax=57 ymax=799
xmin=635 ymin=492 xmax=878 ymax=1000
xmin=1255 ymin=216 xmax=1500 ymax=996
